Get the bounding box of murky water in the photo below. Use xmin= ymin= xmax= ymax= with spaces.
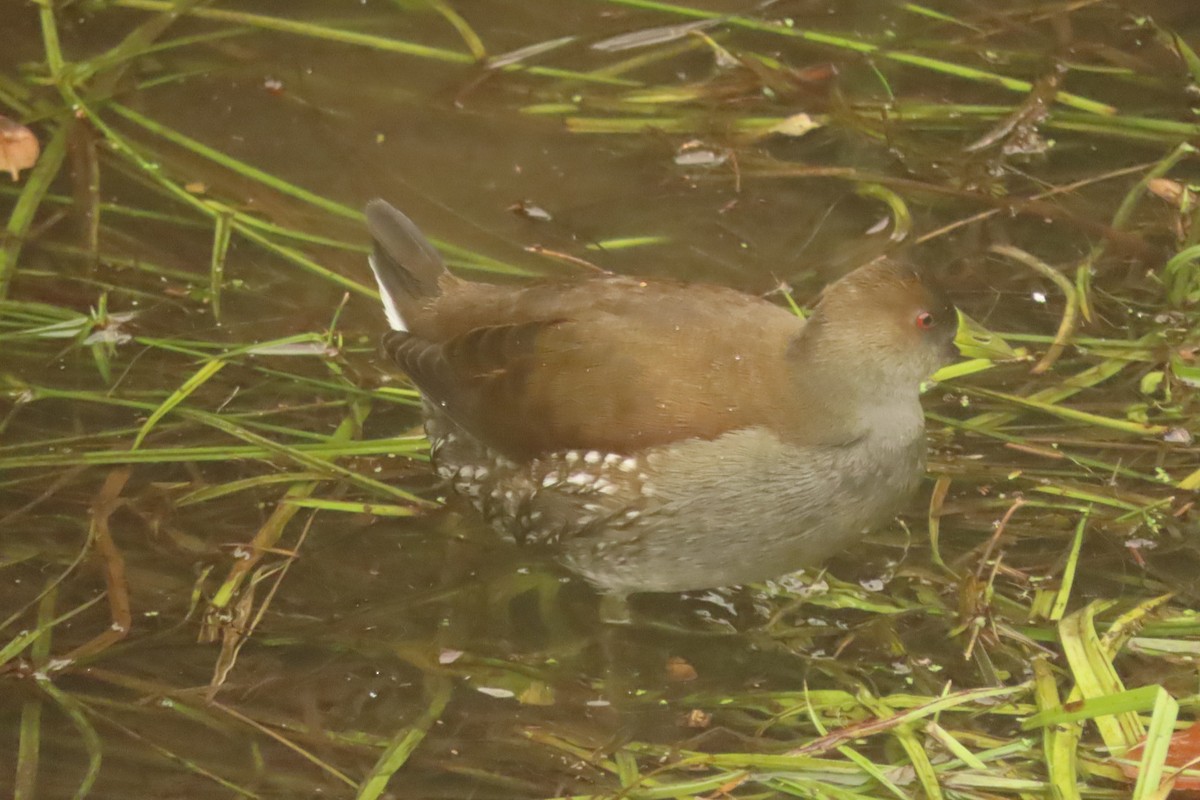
xmin=2 ymin=1 xmax=1199 ymax=797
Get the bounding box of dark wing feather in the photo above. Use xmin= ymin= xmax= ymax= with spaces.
xmin=365 ymin=200 xmax=445 ymax=300
xmin=384 ymin=320 xmax=567 ymax=457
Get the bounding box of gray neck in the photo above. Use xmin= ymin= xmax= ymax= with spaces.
xmin=787 ymin=323 xmax=925 ymax=444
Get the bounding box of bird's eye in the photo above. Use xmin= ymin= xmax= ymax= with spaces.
xmin=915 ymin=311 xmax=936 ymax=331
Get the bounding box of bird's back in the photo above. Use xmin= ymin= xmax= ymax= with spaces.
xmin=391 ymin=275 xmax=810 ymax=459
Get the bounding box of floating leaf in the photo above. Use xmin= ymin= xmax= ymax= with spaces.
xmin=768 ymin=112 xmax=823 ymax=137
xmin=509 ymin=200 xmax=553 ymax=222
xmin=953 ymin=310 xmax=1026 ymax=361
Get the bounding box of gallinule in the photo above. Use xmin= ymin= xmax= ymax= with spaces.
xmin=366 ymin=200 xmax=956 ymax=597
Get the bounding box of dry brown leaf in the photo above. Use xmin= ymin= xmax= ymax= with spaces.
xmin=0 ymin=115 xmax=39 ymax=180
xmin=665 ymin=655 xmax=698 ymax=682
xmin=1148 ymin=177 xmax=1186 ymax=207
xmin=1120 ymin=720 xmax=1200 ymax=793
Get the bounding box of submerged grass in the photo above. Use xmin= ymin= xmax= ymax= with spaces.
xmin=1 ymin=1 xmax=1199 ymax=798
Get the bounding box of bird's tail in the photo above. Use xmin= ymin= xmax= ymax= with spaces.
xmin=364 ymin=199 xmax=447 ymax=332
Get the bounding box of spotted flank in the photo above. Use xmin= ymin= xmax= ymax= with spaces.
xmin=427 ymin=415 xmax=657 ymax=546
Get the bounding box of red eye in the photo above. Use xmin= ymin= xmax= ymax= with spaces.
xmin=915 ymin=311 xmax=936 ymax=331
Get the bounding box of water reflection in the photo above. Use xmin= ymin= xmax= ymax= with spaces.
xmin=2 ymin=1 xmax=1198 ymax=797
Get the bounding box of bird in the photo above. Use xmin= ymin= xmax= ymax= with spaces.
xmin=365 ymin=199 xmax=957 ymax=599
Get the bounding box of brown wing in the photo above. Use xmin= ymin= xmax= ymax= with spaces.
xmin=388 ymin=277 xmax=808 ymax=459
xmin=384 ymin=320 xmax=567 ymax=457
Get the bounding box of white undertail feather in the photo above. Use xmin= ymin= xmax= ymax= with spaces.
xmin=368 ymin=253 xmax=408 ymax=332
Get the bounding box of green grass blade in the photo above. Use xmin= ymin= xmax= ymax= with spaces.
xmin=1032 ymin=657 xmax=1082 ymax=800
xmin=14 ymin=587 xmax=57 ymax=800
xmin=601 ymin=0 xmax=1115 ymax=114
xmin=355 ymin=676 xmax=452 ymax=800
xmin=132 ymin=358 xmax=226 ymax=450
xmin=1022 ymin=684 xmax=1164 ymax=730
xmin=968 ymin=386 xmax=1169 ymax=436
xmin=0 ymin=121 xmax=71 ymax=299
xmin=282 ymin=498 xmax=417 ymax=517
xmin=210 ymin=211 xmax=233 ymax=319
xmin=110 ymin=0 xmax=635 ymax=85
xmin=108 ymin=103 xmax=361 ymax=221
xmin=1049 ymin=511 xmax=1088 ymax=622
xmin=36 ymin=680 xmax=102 ymax=800
xmin=1057 ymin=603 xmax=1144 ymax=754
xmin=1131 ymin=689 xmax=1179 ymax=800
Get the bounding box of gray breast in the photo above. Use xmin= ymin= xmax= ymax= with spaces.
xmin=560 ymin=425 xmax=926 ymax=595
xmin=426 ymin=408 xmax=926 ymax=596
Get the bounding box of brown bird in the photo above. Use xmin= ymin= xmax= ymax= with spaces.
xmin=366 ymin=200 xmax=956 ymax=598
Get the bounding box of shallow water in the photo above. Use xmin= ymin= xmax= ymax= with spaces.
xmin=2 ymin=1 xmax=1199 ymax=798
